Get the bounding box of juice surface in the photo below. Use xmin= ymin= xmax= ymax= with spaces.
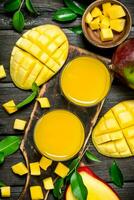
xmin=60 ymin=56 xmax=110 ymax=107
xmin=34 ymin=109 xmax=85 ymax=161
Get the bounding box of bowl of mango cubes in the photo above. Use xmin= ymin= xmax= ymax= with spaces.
xmin=82 ymin=0 xmax=132 ymax=48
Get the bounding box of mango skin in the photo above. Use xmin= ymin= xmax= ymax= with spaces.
xmin=10 ymin=24 xmax=69 ymax=90
xmin=92 ymin=100 xmax=134 ymax=158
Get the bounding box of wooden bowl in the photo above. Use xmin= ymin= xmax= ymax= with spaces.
xmin=82 ymin=0 xmax=132 ymax=48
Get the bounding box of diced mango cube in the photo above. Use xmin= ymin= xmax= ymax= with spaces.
xmin=0 ymin=65 xmax=6 ymax=79
xmin=1 ymin=186 xmax=11 ymax=197
xmin=108 ymin=5 xmax=126 ymax=19
xmin=13 ymin=119 xmax=27 ymax=130
xmin=39 ymin=156 xmax=52 ymax=171
xmin=91 ymin=7 xmax=102 ymax=18
xmin=100 ymin=28 xmax=113 ymax=41
xmin=12 ymin=162 xmax=28 ymax=175
xmin=110 ymin=19 xmax=126 ymax=32
xmin=100 ymin=17 xmax=110 ymax=29
xmin=54 ymin=162 xmax=69 ymax=178
xmin=43 ymin=177 xmax=54 ymax=190
xmin=85 ymin=12 xmax=93 ymax=24
xmin=37 ymin=97 xmax=51 ymax=108
xmin=30 ymin=162 xmax=41 ymax=176
xmin=102 ymin=2 xmax=111 ymax=16
xmin=2 ymin=100 xmax=17 ymax=114
xmin=99 ymin=14 xmax=105 ymax=21
xmin=30 ymin=186 xmax=44 ymax=200
xmin=90 ymin=17 xmax=100 ymax=30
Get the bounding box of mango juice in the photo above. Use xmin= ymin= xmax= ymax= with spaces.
xmin=60 ymin=56 xmax=111 ymax=107
xmin=34 ymin=110 xmax=85 ymax=161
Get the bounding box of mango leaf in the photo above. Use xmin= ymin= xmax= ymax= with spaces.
xmin=70 ymin=25 xmax=83 ymax=34
xmin=85 ymin=150 xmax=101 ymax=162
xmin=12 ymin=10 xmax=25 ymax=32
xmin=109 ymin=161 xmax=124 ymax=188
xmin=53 ymin=178 xmax=64 ymax=199
xmin=0 ymin=152 xmax=4 ymax=165
xmin=53 ymin=7 xmax=77 ymax=22
xmin=64 ymin=0 xmax=86 ymax=15
xmin=25 ymin=0 xmax=38 ymax=14
xmin=0 ymin=181 xmax=5 ymax=187
xmin=16 ymin=83 xmax=39 ymax=109
xmin=4 ymin=0 xmax=21 ymax=12
xmin=67 ymin=157 xmax=80 ymax=176
xmin=71 ymin=170 xmax=88 ymax=200
xmin=0 ymin=136 xmax=21 ymax=157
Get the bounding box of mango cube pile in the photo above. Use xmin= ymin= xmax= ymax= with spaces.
xmin=0 ymin=65 xmax=6 ymax=79
xmin=10 ymin=24 xmax=69 ymax=90
xmin=92 ymin=100 xmax=134 ymax=158
xmin=12 ymin=162 xmax=28 ymax=175
xmin=1 ymin=186 xmax=11 ymax=197
xmin=85 ymin=3 xmax=126 ymax=42
xmin=13 ymin=119 xmax=27 ymax=130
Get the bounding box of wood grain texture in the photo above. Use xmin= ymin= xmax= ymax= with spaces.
xmin=0 ymin=0 xmax=134 ymax=199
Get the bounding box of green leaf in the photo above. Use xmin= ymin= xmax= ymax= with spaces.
xmin=12 ymin=10 xmax=25 ymax=32
xmin=0 ymin=136 xmax=21 ymax=157
xmin=53 ymin=178 xmax=64 ymax=199
xmin=0 ymin=152 xmax=4 ymax=165
xmin=67 ymin=157 xmax=80 ymax=176
xmin=4 ymin=0 xmax=21 ymax=12
xmin=71 ymin=170 xmax=88 ymax=200
xmin=70 ymin=25 xmax=83 ymax=34
xmin=85 ymin=150 xmax=101 ymax=162
xmin=109 ymin=161 xmax=124 ymax=188
xmin=64 ymin=0 xmax=86 ymax=15
xmin=0 ymin=181 xmax=5 ymax=187
xmin=53 ymin=7 xmax=77 ymax=22
xmin=16 ymin=83 xmax=39 ymax=109
xmin=25 ymin=0 xmax=38 ymax=14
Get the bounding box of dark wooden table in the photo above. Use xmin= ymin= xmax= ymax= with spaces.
xmin=0 ymin=0 xmax=134 ymax=199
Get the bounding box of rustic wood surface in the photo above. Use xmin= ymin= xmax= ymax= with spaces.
xmin=0 ymin=0 xmax=134 ymax=199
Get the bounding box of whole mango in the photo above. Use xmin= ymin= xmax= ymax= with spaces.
xmin=10 ymin=24 xmax=69 ymax=90
xmin=92 ymin=100 xmax=134 ymax=158
xmin=112 ymin=39 xmax=134 ymax=89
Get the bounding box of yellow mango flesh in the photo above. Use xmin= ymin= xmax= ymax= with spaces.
xmin=30 ymin=186 xmax=44 ymax=200
xmin=12 ymin=162 xmax=28 ymax=175
xmin=10 ymin=24 xmax=69 ymax=90
xmin=110 ymin=19 xmax=126 ymax=32
xmin=92 ymin=100 xmax=134 ymax=157
xmin=1 ymin=187 xmax=11 ymax=198
xmin=54 ymin=162 xmax=69 ymax=178
xmin=0 ymin=65 xmax=6 ymax=79
xmin=108 ymin=5 xmax=126 ymax=19
xmin=43 ymin=177 xmax=54 ymax=190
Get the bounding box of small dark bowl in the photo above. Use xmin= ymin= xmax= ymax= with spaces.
xmin=82 ymin=0 xmax=132 ymax=48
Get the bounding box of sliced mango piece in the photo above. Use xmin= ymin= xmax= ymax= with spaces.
xmin=0 ymin=65 xmax=6 ymax=79
xmin=99 ymin=14 xmax=105 ymax=21
xmin=1 ymin=186 xmax=11 ymax=197
xmin=30 ymin=186 xmax=44 ymax=200
xmin=102 ymin=2 xmax=111 ymax=17
xmin=10 ymin=24 xmax=69 ymax=90
xmin=91 ymin=7 xmax=102 ymax=18
xmin=100 ymin=28 xmax=113 ymax=41
xmin=39 ymin=156 xmax=52 ymax=171
xmin=110 ymin=19 xmax=126 ymax=32
xmin=13 ymin=119 xmax=27 ymax=130
xmin=92 ymin=100 xmax=134 ymax=158
xmin=100 ymin=17 xmax=110 ymax=29
xmin=43 ymin=177 xmax=54 ymax=190
xmin=108 ymin=5 xmax=126 ymax=19
xmin=54 ymin=162 xmax=69 ymax=178
xmin=85 ymin=12 xmax=93 ymax=24
xmin=2 ymin=100 xmax=17 ymax=114
xmin=90 ymin=17 xmax=100 ymax=30
xmin=12 ymin=162 xmax=28 ymax=175
xmin=37 ymin=97 xmax=50 ymax=108
xmin=30 ymin=162 xmax=41 ymax=176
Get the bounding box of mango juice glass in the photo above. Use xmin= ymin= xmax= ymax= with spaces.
xmin=34 ymin=109 xmax=85 ymax=161
xmin=60 ymin=56 xmax=111 ymax=107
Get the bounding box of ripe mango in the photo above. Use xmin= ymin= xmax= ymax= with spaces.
xmin=100 ymin=28 xmax=113 ymax=41
xmin=10 ymin=24 xmax=69 ymax=90
xmin=108 ymin=5 xmax=126 ymax=19
xmin=110 ymin=19 xmax=126 ymax=32
xmin=54 ymin=162 xmax=69 ymax=178
xmin=92 ymin=100 xmax=134 ymax=157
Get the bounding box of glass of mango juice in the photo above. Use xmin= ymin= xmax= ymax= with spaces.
xmin=34 ymin=109 xmax=85 ymax=161
xmin=60 ymin=56 xmax=111 ymax=107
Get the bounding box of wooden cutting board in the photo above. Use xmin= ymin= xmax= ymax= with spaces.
xmin=19 ymin=45 xmax=112 ymax=200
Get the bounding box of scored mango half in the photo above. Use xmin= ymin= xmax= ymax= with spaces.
xmin=10 ymin=24 xmax=69 ymax=90
xmin=92 ymin=100 xmax=134 ymax=158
